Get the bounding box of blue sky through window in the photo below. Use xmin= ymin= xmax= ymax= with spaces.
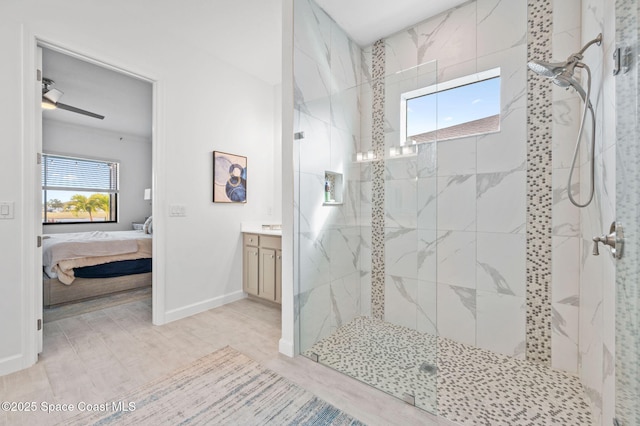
xmin=406 ymin=77 xmax=500 ymax=138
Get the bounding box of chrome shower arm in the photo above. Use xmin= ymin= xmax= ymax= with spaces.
xmin=560 ymin=34 xmax=602 ymax=75
xmin=577 ymin=33 xmax=603 ymax=55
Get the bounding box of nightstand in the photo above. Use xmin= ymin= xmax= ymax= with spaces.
xmin=132 ymin=222 xmax=144 ymax=231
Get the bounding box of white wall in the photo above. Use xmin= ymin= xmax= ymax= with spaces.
xmin=0 ymin=0 xmax=279 ymax=375
xmin=273 ymin=84 xmax=283 ymax=221
xmin=42 ymin=120 xmax=152 ymax=234
xmin=0 ymin=16 xmax=24 ymax=371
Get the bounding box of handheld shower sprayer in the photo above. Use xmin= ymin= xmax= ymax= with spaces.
xmin=527 ymin=33 xmax=602 ymax=208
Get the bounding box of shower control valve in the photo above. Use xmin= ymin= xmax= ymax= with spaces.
xmin=592 ymin=222 xmax=623 ymax=259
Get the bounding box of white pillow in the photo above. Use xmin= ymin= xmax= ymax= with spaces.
xmin=143 ymin=216 xmax=153 ymax=234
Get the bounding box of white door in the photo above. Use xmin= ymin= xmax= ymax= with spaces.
xmin=35 ymin=46 xmax=44 ymax=354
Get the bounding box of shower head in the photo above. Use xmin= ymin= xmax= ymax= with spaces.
xmin=554 ymin=73 xmax=589 ymax=103
xmin=528 ymin=33 xmax=602 ymax=82
xmin=527 ymin=55 xmax=583 ymax=90
xmin=528 ymin=34 xmax=602 ymax=209
xmin=528 ymin=33 xmax=602 ymax=107
xmin=527 ymin=59 xmax=587 ymax=99
xmin=527 ymin=60 xmax=566 ymax=78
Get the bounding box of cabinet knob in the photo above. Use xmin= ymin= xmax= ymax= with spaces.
xmin=277 ymin=256 xmax=281 ymax=259
xmin=271 ymin=255 xmax=274 ymax=259
xmin=254 ymin=252 xmax=258 ymax=256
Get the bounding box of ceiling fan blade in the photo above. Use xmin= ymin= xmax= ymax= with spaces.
xmin=55 ymin=102 xmax=105 ymax=120
xmin=43 ymin=88 xmax=64 ymax=103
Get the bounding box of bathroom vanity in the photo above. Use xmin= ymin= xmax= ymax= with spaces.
xmin=241 ymin=225 xmax=281 ymax=304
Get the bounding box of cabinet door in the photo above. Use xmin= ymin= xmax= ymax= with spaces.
xmin=259 ymin=248 xmax=276 ymax=301
xmin=243 ymin=246 xmax=259 ymax=296
xmin=275 ymin=249 xmax=282 ymax=304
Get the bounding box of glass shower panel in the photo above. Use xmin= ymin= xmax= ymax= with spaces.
xmin=615 ymin=0 xmax=640 ymax=424
xmin=383 ymin=60 xmax=439 ymax=413
xmin=293 ymin=0 xmax=440 ymax=416
xmin=295 ymin=81 xmax=370 ymax=369
xmin=293 ymin=0 xmax=368 ymax=368
xmin=293 ymin=0 xmax=333 ymax=356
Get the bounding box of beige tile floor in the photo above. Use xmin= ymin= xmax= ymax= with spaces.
xmin=0 ymin=297 xmax=457 ymax=426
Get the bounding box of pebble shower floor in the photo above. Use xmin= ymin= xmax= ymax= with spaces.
xmin=305 ymin=317 xmax=593 ymax=425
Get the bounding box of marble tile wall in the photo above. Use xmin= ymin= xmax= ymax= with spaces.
xmin=550 ymin=0 xmax=582 ymax=376
xmin=578 ymin=0 xmax=617 ymax=424
xmin=293 ymin=0 xmax=365 ymax=353
xmin=370 ymin=0 xmax=529 ymax=359
xmin=368 ymin=0 xmax=594 ymax=369
xmin=294 ymin=4 xmax=619 ymax=422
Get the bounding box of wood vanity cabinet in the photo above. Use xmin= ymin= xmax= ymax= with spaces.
xmin=242 ymin=235 xmax=259 ymax=296
xmin=243 ymin=233 xmax=281 ymax=304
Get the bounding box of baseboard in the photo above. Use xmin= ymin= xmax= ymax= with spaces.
xmin=164 ymin=290 xmax=246 ymax=323
xmin=279 ymin=338 xmax=294 ymax=357
xmin=0 ymin=353 xmax=29 ymax=377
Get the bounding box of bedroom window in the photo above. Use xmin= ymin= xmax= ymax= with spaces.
xmin=400 ymin=68 xmax=501 ymax=145
xmin=42 ymin=154 xmax=119 ymax=224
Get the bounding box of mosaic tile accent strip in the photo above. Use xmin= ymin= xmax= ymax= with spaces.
xmin=526 ymin=0 xmax=553 ymax=365
xmin=370 ymin=39 xmax=386 ymax=320
xmin=306 ymin=317 xmax=593 ymax=425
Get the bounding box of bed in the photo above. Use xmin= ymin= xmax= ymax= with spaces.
xmin=42 ymin=230 xmax=152 ymax=307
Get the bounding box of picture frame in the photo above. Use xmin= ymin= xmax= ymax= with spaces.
xmin=213 ymin=151 xmax=247 ymax=203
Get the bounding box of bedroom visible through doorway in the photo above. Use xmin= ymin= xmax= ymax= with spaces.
xmin=39 ymin=45 xmax=154 ymax=333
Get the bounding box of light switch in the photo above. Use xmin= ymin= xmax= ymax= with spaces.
xmin=169 ymin=204 xmax=186 ymax=217
xmin=0 ymin=202 xmax=14 ymax=219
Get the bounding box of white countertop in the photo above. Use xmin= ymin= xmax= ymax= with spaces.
xmin=241 ymin=223 xmax=282 ymax=236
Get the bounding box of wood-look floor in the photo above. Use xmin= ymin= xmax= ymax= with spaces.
xmin=0 ymin=297 xmax=457 ymax=426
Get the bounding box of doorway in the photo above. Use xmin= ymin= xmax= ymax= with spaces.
xmin=33 ymin=40 xmax=160 ymax=354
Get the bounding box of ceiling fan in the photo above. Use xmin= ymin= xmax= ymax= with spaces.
xmin=42 ymin=78 xmax=105 ymax=120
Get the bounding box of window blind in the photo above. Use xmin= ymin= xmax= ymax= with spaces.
xmin=42 ymin=154 xmax=118 ymax=192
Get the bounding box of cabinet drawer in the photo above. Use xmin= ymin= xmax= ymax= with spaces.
xmin=243 ymin=233 xmax=259 ymax=247
xmin=261 ymin=235 xmax=281 ymax=249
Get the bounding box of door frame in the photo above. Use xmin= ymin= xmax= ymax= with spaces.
xmin=21 ymin=31 xmax=167 ymax=366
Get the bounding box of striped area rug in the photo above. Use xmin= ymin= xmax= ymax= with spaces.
xmin=64 ymin=346 xmax=365 ymax=426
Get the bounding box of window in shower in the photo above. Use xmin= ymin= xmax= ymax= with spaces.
xmin=401 ymin=67 xmax=501 ymax=145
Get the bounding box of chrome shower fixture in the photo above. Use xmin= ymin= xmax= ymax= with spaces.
xmin=528 ymin=33 xmax=602 ymax=208
xmin=528 ymin=33 xmax=601 ymax=93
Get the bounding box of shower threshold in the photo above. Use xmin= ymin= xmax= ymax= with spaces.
xmin=304 ymin=317 xmax=593 ymax=425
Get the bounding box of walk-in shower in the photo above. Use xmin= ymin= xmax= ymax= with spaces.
xmin=293 ymin=0 xmax=601 ymax=424
xmin=528 ymin=33 xmax=603 ymax=208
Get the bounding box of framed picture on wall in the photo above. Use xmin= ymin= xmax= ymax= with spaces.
xmin=213 ymin=151 xmax=247 ymax=203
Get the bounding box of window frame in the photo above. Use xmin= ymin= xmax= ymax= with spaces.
xmin=400 ymin=67 xmax=501 ymax=145
xmin=42 ymin=153 xmax=120 ymax=225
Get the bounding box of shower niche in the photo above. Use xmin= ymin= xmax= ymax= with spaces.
xmin=322 ymin=171 xmax=343 ymax=205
